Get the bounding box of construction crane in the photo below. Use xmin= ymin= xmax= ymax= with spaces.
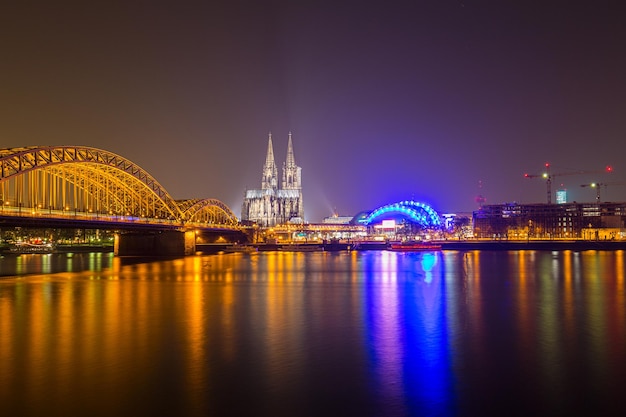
xmin=580 ymin=181 xmax=626 ymax=202
xmin=524 ymin=163 xmax=613 ymax=204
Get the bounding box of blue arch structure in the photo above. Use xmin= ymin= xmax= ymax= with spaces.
xmin=363 ymin=200 xmax=442 ymax=228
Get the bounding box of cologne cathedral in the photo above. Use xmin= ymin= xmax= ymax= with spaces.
xmin=241 ymin=133 xmax=304 ymax=226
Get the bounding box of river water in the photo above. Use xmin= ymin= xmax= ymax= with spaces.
xmin=1 ymin=249 xmax=625 ymax=417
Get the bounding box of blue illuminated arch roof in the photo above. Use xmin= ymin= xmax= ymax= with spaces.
xmin=362 ymin=200 xmax=442 ymax=228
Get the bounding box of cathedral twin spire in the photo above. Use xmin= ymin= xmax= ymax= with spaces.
xmin=261 ymin=133 xmax=278 ymax=190
xmin=242 ymin=132 xmax=304 ymax=225
xmin=262 ymin=132 xmax=299 ymax=191
xmin=282 ymin=132 xmax=299 ymax=190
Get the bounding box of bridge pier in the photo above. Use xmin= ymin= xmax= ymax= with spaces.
xmin=114 ymin=230 xmax=196 ymax=257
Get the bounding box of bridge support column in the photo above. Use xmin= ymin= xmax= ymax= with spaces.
xmin=114 ymin=230 xmax=196 ymax=257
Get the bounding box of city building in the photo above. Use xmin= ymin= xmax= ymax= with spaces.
xmin=241 ymin=133 xmax=304 ymax=226
xmin=322 ymin=216 xmax=354 ymax=225
xmin=473 ymin=202 xmax=626 ymax=240
xmin=322 ymin=213 xmax=354 ymax=224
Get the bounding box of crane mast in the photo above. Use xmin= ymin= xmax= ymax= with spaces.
xmin=524 ymin=163 xmax=555 ymax=204
xmin=545 ymin=164 xmax=552 ymax=204
xmin=580 ymin=182 xmax=604 ymax=202
xmin=580 ymin=181 xmax=626 ymax=202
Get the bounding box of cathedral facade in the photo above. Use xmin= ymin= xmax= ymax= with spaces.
xmin=241 ymin=133 xmax=304 ymax=226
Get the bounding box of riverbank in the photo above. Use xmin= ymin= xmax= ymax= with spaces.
xmin=0 ymin=244 xmax=114 ymax=254
xmin=198 ymin=240 xmax=626 ymax=253
xmin=4 ymin=240 xmax=625 ymax=255
xmin=440 ymin=240 xmax=626 ymax=251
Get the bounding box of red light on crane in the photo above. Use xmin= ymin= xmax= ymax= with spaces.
xmin=606 ymin=165 xmax=613 ymax=173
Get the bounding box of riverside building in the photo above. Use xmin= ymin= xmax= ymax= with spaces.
xmin=473 ymin=202 xmax=626 ymax=240
xmin=241 ymin=133 xmax=304 ymax=226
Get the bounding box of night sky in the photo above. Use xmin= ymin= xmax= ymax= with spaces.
xmin=2 ymin=1 xmax=625 ymax=222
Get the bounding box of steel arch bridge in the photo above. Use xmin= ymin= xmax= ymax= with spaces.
xmin=363 ymin=200 xmax=442 ymax=228
xmin=0 ymin=146 xmax=238 ymax=226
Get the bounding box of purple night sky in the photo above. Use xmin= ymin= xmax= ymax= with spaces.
xmin=2 ymin=1 xmax=625 ymax=222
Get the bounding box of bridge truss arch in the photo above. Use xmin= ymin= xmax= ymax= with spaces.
xmin=363 ymin=200 xmax=442 ymax=229
xmin=176 ymin=199 xmax=239 ymax=226
xmin=0 ymin=146 xmax=236 ymax=224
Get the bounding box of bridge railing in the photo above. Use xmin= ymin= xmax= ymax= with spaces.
xmin=0 ymin=204 xmax=182 ymax=225
xmin=0 ymin=203 xmax=248 ymax=231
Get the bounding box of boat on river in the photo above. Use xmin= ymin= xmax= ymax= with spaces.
xmin=322 ymin=239 xmax=352 ymax=251
xmin=223 ymin=244 xmax=258 ymax=253
xmin=278 ymin=243 xmax=323 ymax=252
xmin=389 ymin=241 xmax=442 ymax=252
xmin=7 ymin=241 xmax=56 ymax=254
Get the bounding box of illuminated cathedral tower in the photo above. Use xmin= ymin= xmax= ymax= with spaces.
xmin=241 ymin=133 xmax=304 ymax=226
xmin=261 ymin=133 xmax=278 ymax=191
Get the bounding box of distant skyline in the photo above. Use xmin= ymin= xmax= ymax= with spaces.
xmin=2 ymin=1 xmax=625 ymax=222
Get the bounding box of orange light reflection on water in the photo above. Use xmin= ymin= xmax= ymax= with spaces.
xmin=612 ymin=252 xmax=626 ymax=359
xmin=515 ymin=250 xmax=532 ymax=361
xmin=562 ymin=250 xmax=575 ymax=354
xmin=2 ymin=250 xmax=625 ymax=416
xmin=372 ymin=251 xmax=404 ymax=410
xmin=465 ymin=250 xmax=485 ymax=366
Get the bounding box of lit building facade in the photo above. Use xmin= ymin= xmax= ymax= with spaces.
xmin=241 ymin=133 xmax=304 ymax=226
xmin=323 ymin=215 xmax=354 ymax=225
xmin=473 ymin=202 xmax=626 ymax=240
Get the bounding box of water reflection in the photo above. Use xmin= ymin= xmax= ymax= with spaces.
xmin=363 ymin=251 xmax=453 ymax=416
xmin=1 ymin=250 xmax=626 ymax=416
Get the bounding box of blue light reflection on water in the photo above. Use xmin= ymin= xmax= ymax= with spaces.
xmin=363 ymin=251 xmax=454 ymax=417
